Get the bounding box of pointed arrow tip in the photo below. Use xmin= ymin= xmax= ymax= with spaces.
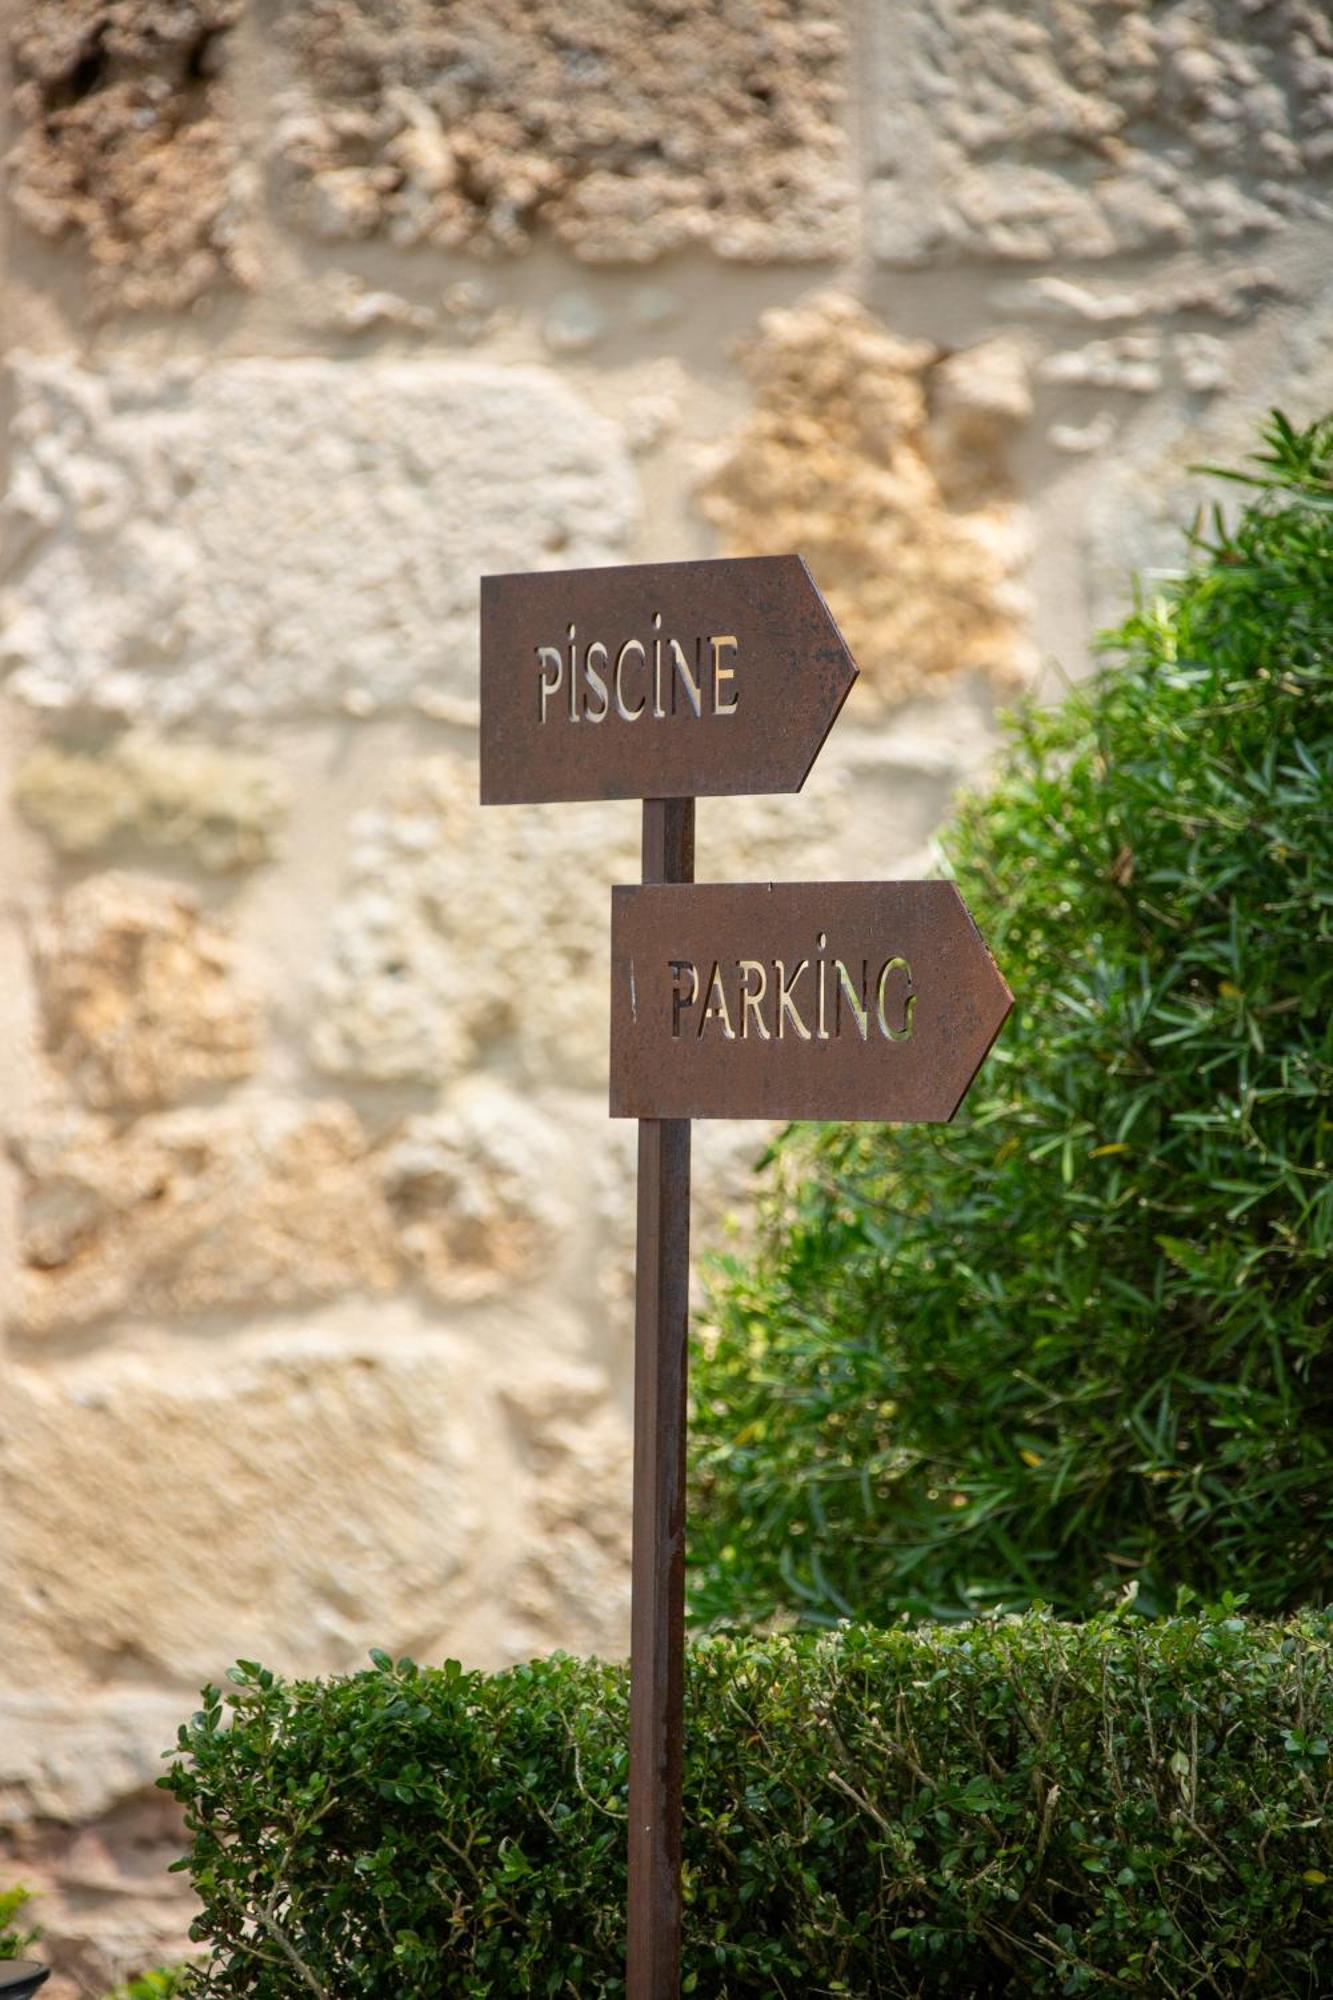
xmin=787 ymin=553 xmax=859 ymax=789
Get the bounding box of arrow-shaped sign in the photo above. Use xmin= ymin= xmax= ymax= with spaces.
xmin=479 ymin=555 xmax=857 ymax=805
xmin=610 ymin=880 xmax=1012 ymax=1123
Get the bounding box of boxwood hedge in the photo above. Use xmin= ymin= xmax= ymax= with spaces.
xmin=164 ymin=1610 xmax=1331 ymax=1997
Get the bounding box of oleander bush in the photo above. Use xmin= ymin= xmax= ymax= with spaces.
xmin=688 ymin=413 xmax=1333 ymax=1630
xmin=163 ymin=1612 xmax=1331 ymax=1997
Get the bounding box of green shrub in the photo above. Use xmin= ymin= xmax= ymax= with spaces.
xmin=0 ymin=1885 xmax=38 ymax=1959
xmin=164 ymin=1613 xmax=1331 ymax=1997
xmin=107 ymin=1973 xmax=191 ymax=1999
xmin=688 ymin=413 xmax=1333 ymax=1629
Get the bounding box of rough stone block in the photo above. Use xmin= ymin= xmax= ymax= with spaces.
xmin=33 ymin=873 xmax=260 ymax=1112
xmin=6 ymin=0 xmax=249 ymax=311
xmin=15 ymin=1100 xmax=399 ymax=1335
xmin=1038 ymin=333 xmax=1164 ymax=395
xmin=698 ymin=294 xmax=1032 ymax=710
xmin=871 ymin=0 xmax=1333 ymax=267
xmin=308 ymin=748 xmax=876 ymax=1096
xmin=310 ymin=754 xmax=640 ymax=1090
xmin=379 ymin=1079 xmax=568 ymax=1302
xmin=1 ymin=358 xmax=636 ymax=726
xmin=14 ymin=733 xmax=288 ymax=870
xmin=0 ymin=1335 xmax=482 ymax=1687
xmin=272 ymin=0 xmax=854 ymax=263
xmin=0 ymin=1694 xmax=191 ymax=1827
xmin=499 ymin=1366 xmax=631 ymax=1658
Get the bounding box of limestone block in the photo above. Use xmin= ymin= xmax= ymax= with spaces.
xmin=33 ymin=874 xmax=259 ymax=1112
xmin=310 ymin=754 xmax=640 ymax=1090
xmin=592 ymin=1113 xmax=773 ymax=1334
xmin=1038 ymin=333 xmax=1164 ymax=395
xmin=272 ymin=0 xmax=854 ymax=264
xmin=0 ymin=1694 xmax=190 ymax=1826
xmin=1 ymin=358 xmax=636 ymax=726
xmin=932 ymin=338 xmax=1033 ymax=505
xmin=871 ymin=0 xmax=1333 ymax=267
xmin=992 ymin=265 xmax=1288 ymax=325
xmin=379 ymin=1079 xmax=568 ymax=1301
xmin=0 ymin=1335 xmax=481 ymax=1688
xmin=500 ymin=1366 xmax=632 ymax=1658
xmin=6 ymin=0 xmax=249 ymax=311
xmin=13 ymin=733 xmax=288 ymax=870
xmin=1086 ymin=281 xmax=1333 ymax=630
xmin=0 ymin=1787 xmax=196 ymax=2000
xmin=310 ymin=715 xmax=986 ymax=1094
xmin=14 ymin=1100 xmax=399 ymax=1335
xmin=699 ymin=295 xmax=1032 ymax=711
xmin=1050 ymin=413 xmax=1119 ymax=456
xmin=1175 ymin=332 xmax=1232 ymax=394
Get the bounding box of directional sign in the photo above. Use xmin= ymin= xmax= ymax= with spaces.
xmin=480 ymin=555 xmax=857 ymax=804
xmin=610 ymin=880 xmax=1012 ymax=1123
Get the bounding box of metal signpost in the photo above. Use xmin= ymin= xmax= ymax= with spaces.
xmin=480 ymin=553 xmax=1011 ymax=2000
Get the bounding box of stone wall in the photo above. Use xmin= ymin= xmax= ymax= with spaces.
xmin=1 ymin=1 xmax=1330 ymax=1987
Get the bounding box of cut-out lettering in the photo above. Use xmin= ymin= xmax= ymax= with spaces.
xmin=670 ymin=960 xmax=698 ymax=1038
xmin=670 ymin=639 xmax=703 ymax=719
xmin=834 ymin=959 xmax=869 ymax=1040
xmin=616 ymin=639 xmax=648 ymax=721
xmin=652 ymin=614 xmax=667 ymax=719
xmin=876 ymin=956 xmax=915 ymax=1041
xmin=537 ymin=645 xmax=563 ymax=722
xmin=776 ymin=959 xmax=812 ymax=1041
xmin=533 ymin=624 xmax=744 ymax=723
xmin=711 ymin=635 xmax=739 ymax=715
xmin=698 ymin=961 xmax=735 ymax=1040
xmin=738 ymin=960 xmax=770 ymax=1040
xmin=584 ymin=640 xmax=610 ymax=723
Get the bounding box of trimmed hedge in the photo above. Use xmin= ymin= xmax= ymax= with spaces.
xmin=165 ymin=1611 xmax=1332 ymax=1997
xmin=689 ymin=414 xmax=1333 ymax=1629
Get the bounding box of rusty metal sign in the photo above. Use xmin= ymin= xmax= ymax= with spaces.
xmin=479 ymin=555 xmax=857 ymax=805
xmin=610 ymin=880 xmax=1012 ymax=1123
xmin=478 ymin=548 xmax=1015 ymax=2000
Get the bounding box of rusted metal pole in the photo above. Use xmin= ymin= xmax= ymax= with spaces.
xmin=627 ymin=796 xmax=695 ymax=2000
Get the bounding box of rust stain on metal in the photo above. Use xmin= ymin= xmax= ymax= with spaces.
xmin=610 ymin=880 xmax=1012 ymax=1123
xmin=480 ymin=554 xmax=857 ymax=805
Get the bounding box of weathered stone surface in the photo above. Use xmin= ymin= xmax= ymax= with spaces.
xmin=1086 ymin=282 xmax=1333 ymax=629
xmin=311 ymin=755 xmax=640 ymax=1090
xmin=33 ymin=874 xmax=259 ymax=1112
xmin=1 ymin=358 xmax=636 ymax=726
xmin=14 ymin=733 xmax=288 ymax=870
xmin=1038 ymin=332 xmax=1164 ymax=395
xmin=0 ymin=1695 xmax=188 ymax=1828
xmin=1174 ymin=332 xmax=1231 ymax=395
xmin=380 ymin=1079 xmax=568 ymax=1302
xmin=0 ymin=1334 xmax=481 ymax=1688
xmin=591 ymin=1112 xmax=775 ymax=1334
xmin=699 ymin=295 xmax=1032 ymax=710
xmin=310 ymin=718 xmax=983 ymax=1093
xmin=273 ymin=0 xmax=853 ymax=263
xmin=6 ymin=0 xmax=249 ymax=312
xmin=14 ymin=1101 xmax=398 ymax=1335
xmin=0 ymin=1786 xmax=195 ymax=2000
xmin=931 ymin=337 xmax=1033 ymax=505
xmin=501 ymin=1366 xmax=632 ymax=1658
xmin=992 ymin=264 xmax=1289 ymax=325
xmin=872 ymin=0 xmax=1333 ymax=267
